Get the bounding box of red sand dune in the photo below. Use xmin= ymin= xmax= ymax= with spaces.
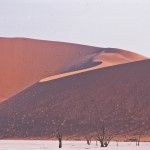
xmin=0 ymin=59 xmax=150 ymax=139
xmin=0 ymin=38 xmax=146 ymax=102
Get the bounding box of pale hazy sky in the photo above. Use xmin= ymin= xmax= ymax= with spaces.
xmin=0 ymin=0 xmax=150 ymax=57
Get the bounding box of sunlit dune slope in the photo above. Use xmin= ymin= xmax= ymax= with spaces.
xmin=0 ymin=59 xmax=150 ymax=139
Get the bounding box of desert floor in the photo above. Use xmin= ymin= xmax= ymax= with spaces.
xmin=0 ymin=140 xmax=149 ymax=150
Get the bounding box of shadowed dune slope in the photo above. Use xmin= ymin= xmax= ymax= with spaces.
xmin=0 ymin=38 xmax=146 ymax=102
xmin=0 ymin=59 xmax=150 ymax=138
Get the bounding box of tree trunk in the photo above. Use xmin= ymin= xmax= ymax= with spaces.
xmin=59 ymin=139 xmax=62 ymax=148
xmin=100 ymin=141 xmax=105 ymax=147
xmin=104 ymin=142 xmax=109 ymax=147
xmin=87 ymin=140 xmax=90 ymax=145
xmin=117 ymin=141 xmax=118 ymax=146
xmin=136 ymin=140 xmax=137 ymax=146
xmin=137 ymin=135 xmax=141 ymax=146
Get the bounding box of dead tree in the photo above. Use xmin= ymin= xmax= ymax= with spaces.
xmin=85 ymin=135 xmax=92 ymax=145
xmin=96 ymin=140 xmax=98 ymax=146
xmin=136 ymin=120 xmax=144 ymax=146
xmin=137 ymin=134 xmax=141 ymax=146
xmin=116 ymin=141 xmax=118 ymax=146
xmin=94 ymin=122 xmax=113 ymax=147
xmin=134 ymin=95 xmax=146 ymax=146
xmin=55 ymin=127 xmax=63 ymax=148
xmin=90 ymin=99 xmax=115 ymax=147
xmin=51 ymin=119 xmax=66 ymax=148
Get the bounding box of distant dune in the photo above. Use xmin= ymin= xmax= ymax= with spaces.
xmin=0 ymin=38 xmax=146 ymax=102
xmin=0 ymin=59 xmax=150 ymax=139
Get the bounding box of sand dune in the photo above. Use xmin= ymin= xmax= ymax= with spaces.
xmin=0 ymin=59 xmax=150 ymax=139
xmin=0 ymin=38 xmax=146 ymax=102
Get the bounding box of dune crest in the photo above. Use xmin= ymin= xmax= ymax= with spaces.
xmin=0 ymin=38 xmax=146 ymax=102
xmin=40 ymin=48 xmax=147 ymax=82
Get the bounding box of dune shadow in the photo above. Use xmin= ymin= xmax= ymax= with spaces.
xmin=67 ymin=59 xmax=102 ymax=72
